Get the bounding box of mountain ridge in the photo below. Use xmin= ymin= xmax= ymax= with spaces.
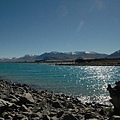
xmin=0 ymin=50 xmax=120 ymax=62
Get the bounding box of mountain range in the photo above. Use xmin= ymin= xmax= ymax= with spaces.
xmin=0 ymin=50 xmax=120 ymax=62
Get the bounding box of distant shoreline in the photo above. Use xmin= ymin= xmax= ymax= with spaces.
xmin=0 ymin=58 xmax=120 ymax=66
xmin=55 ymin=58 xmax=120 ymax=66
xmin=26 ymin=58 xmax=120 ymax=66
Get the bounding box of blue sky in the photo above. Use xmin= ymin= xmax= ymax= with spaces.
xmin=0 ymin=0 xmax=120 ymax=58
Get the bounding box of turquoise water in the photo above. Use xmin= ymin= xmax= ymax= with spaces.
xmin=0 ymin=63 xmax=120 ymax=104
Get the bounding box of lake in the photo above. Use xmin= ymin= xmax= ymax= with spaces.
xmin=0 ymin=63 xmax=119 ymax=104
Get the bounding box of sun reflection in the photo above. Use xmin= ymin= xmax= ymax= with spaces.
xmin=73 ymin=66 xmax=118 ymax=103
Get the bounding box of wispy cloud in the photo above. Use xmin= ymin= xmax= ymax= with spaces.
xmin=76 ymin=20 xmax=85 ymax=32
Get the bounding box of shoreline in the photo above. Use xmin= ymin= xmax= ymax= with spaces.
xmin=1 ymin=58 xmax=120 ymax=66
xmin=0 ymin=79 xmax=114 ymax=120
xmin=0 ymin=76 xmax=111 ymax=105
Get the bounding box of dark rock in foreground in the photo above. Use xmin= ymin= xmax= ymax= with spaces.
xmin=107 ymin=81 xmax=120 ymax=115
xmin=0 ymin=79 xmax=116 ymax=120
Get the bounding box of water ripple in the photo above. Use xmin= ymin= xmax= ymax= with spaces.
xmin=0 ymin=63 xmax=119 ymax=104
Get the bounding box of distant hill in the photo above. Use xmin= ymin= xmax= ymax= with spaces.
xmin=0 ymin=54 xmax=37 ymax=62
xmin=107 ymin=50 xmax=120 ymax=58
xmin=35 ymin=51 xmax=82 ymax=60
xmin=17 ymin=54 xmax=37 ymax=61
xmin=0 ymin=50 xmax=120 ymax=62
xmin=76 ymin=52 xmax=107 ymax=59
xmin=35 ymin=51 xmax=107 ymax=60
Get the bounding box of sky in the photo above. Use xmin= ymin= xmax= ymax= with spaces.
xmin=0 ymin=0 xmax=120 ymax=58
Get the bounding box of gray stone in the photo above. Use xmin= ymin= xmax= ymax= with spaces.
xmin=31 ymin=117 xmax=40 ymax=120
xmin=21 ymin=104 xmax=32 ymax=112
xmin=0 ymin=99 xmax=13 ymax=113
xmin=42 ymin=115 xmax=50 ymax=120
xmin=57 ymin=111 xmax=64 ymax=118
xmin=2 ymin=112 xmax=12 ymax=120
xmin=31 ymin=113 xmax=42 ymax=118
xmin=110 ymin=115 xmax=120 ymax=120
xmin=0 ymin=117 xmax=4 ymax=120
xmin=21 ymin=117 xmax=29 ymax=120
xmin=20 ymin=93 xmax=34 ymax=104
xmin=84 ymin=112 xmax=96 ymax=119
xmin=89 ymin=118 xmax=99 ymax=120
xmin=49 ymin=112 xmax=57 ymax=117
xmin=0 ymin=99 xmax=13 ymax=107
xmin=36 ymin=112 xmax=42 ymax=118
xmin=13 ymin=114 xmax=26 ymax=119
xmin=66 ymin=102 xmax=74 ymax=109
xmin=51 ymin=116 xmax=59 ymax=120
xmin=9 ymin=94 xmax=19 ymax=101
xmin=61 ymin=114 xmax=78 ymax=120
xmin=52 ymin=101 xmax=62 ymax=108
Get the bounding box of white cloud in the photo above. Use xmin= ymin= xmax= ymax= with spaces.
xmin=76 ymin=20 xmax=85 ymax=32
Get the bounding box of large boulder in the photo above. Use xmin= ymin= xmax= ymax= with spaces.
xmin=107 ymin=81 xmax=120 ymax=115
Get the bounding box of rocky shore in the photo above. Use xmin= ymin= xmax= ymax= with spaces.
xmin=0 ymin=79 xmax=119 ymax=120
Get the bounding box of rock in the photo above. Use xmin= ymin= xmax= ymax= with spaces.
xmin=75 ymin=114 xmax=84 ymax=120
xmin=0 ymin=117 xmax=4 ymax=120
xmin=0 ymin=99 xmax=13 ymax=113
xmin=2 ymin=112 xmax=12 ymax=120
xmin=21 ymin=104 xmax=32 ymax=112
xmin=9 ymin=104 xmax=20 ymax=112
xmin=61 ymin=114 xmax=78 ymax=120
xmin=74 ymin=107 xmax=79 ymax=113
xmin=6 ymin=115 xmax=12 ymax=120
xmin=52 ymin=101 xmax=62 ymax=108
xmin=21 ymin=117 xmax=29 ymax=120
xmin=9 ymin=94 xmax=19 ymax=101
xmin=89 ymin=118 xmax=99 ymax=120
xmin=42 ymin=115 xmax=50 ymax=120
xmin=57 ymin=111 xmax=64 ymax=118
xmin=49 ymin=111 xmax=56 ymax=117
xmin=22 ymin=111 xmax=32 ymax=116
xmin=107 ymin=82 xmax=120 ymax=115
xmin=110 ymin=115 xmax=120 ymax=120
xmin=31 ymin=117 xmax=40 ymax=120
xmin=9 ymin=88 xmax=14 ymax=94
xmin=66 ymin=102 xmax=74 ymax=109
xmin=51 ymin=116 xmax=59 ymax=120
xmin=31 ymin=112 xmax=42 ymax=118
xmin=84 ymin=112 xmax=97 ymax=119
xmin=13 ymin=114 xmax=27 ymax=120
xmin=36 ymin=112 xmax=43 ymax=118
xmin=0 ymin=79 xmax=110 ymax=120
xmin=19 ymin=93 xmax=34 ymax=104
xmin=0 ymin=99 xmax=13 ymax=107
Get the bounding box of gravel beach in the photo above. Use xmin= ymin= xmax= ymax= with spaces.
xmin=0 ymin=79 xmax=115 ymax=120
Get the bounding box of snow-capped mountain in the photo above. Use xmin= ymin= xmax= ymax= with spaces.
xmin=35 ymin=51 xmax=107 ymax=60
xmin=0 ymin=50 xmax=120 ymax=62
xmin=18 ymin=54 xmax=37 ymax=60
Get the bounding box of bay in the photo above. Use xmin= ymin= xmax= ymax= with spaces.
xmin=0 ymin=63 xmax=120 ymax=104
